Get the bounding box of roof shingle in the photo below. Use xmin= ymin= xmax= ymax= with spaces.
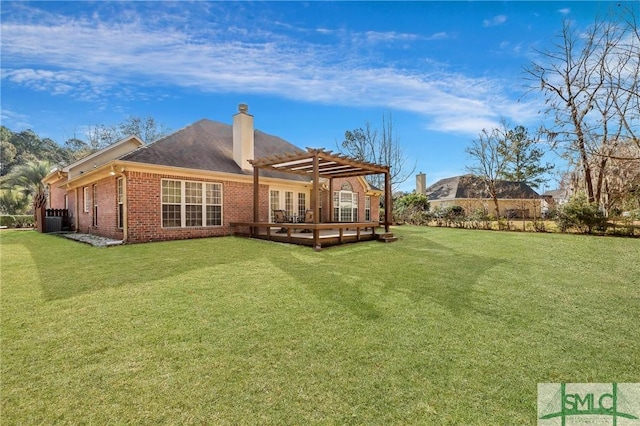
xmin=426 ymin=175 xmax=540 ymax=200
xmin=120 ymin=119 xmax=306 ymax=180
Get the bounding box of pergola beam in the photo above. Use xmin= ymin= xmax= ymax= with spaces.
xmin=250 ymin=148 xmax=388 ymax=177
xmin=248 ymin=148 xmax=392 ymax=233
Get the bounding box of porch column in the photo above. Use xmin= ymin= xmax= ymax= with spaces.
xmin=385 ymin=170 xmax=391 ymax=233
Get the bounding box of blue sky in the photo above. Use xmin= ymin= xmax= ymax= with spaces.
xmin=0 ymin=1 xmax=621 ymax=192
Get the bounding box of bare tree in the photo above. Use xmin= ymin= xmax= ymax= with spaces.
xmin=584 ymin=139 xmax=640 ymax=214
xmin=119 ymin=116 xmax=170 ymax=144
xmin=525 ymin=5 xmax=640 ymax=206
xmin=85 ymin=115 xmax=170 ymax=151
xmin=339 ymin=112 xmax=415 ymax=191
xmin=466 ymin=122 xmax=511 ymax=219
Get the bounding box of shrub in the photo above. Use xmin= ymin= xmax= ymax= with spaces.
xmin=443 ymin=206 xmax=466 ymax=228
xmin=1 ymin=215 xmax=16 ymax=227
xmin=394 ymin=193 xmax=430 ymax=225
xmin=555 ymin=194 xmax=606 ymax=234
xmin=0 ymin=215 xmax=34 ymax=228
xmin=13 ymin=215 xmax=35 ymax=228
xmin=531 ymin=218 xmax=547 ymax=233
xmin=467 ymin=208 xmax=491 ymax=230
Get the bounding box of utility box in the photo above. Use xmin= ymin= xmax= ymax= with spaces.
xmin=45 ymin=216 xmax=62 ymax=233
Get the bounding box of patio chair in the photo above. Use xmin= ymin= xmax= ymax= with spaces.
xmin=301 ymin=209 xmax=313 ymax=233
xmin=273 ymin=209 xmax=287 ymax=233
xmin=273 ymin=210 xmax=287 ymax=223
xmin=304 ymin=209 xmax=314 ymax=223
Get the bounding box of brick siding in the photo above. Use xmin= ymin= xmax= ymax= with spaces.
xmin=68 ymin=172 xmax=379 ymax=244
xmin=125 ymin=171 xmax=269 ymax=243
xmin=77 ymin=176 xmax=123 ymax=240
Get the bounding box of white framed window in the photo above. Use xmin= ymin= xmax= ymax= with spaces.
xmin=161 ymin=179 xmax=222 ymax=228
xmin=185 ymin=181 xmax=203 ymax=227
xmin=285 ymin=191 xmax=294 ymax=216
xmin=117 ymin=178 xmax=124 ymax=229
xmin=269 ymin=188 xmax=308 ymax=221
xmin=297 ymin=193 xmax=306 ymax=218
xmin=365 ymin=196 xmax=371 ymax=222
xmin=83 ymin=187 xmax=89 ymax=213
xmin=205 ymin=183 xmax=222 ymax=226
xmin=270 ymin=190 xmax=280 ymax=222
xmin=162 ymin=180 xmax=181 ymax=227
xmin=333 ymin=190 xmax=358 ymax=222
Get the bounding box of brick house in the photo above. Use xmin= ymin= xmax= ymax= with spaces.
xmin=43 ymin=105 xmax=382 ymax=243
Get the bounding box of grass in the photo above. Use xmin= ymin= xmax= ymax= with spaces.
xmin=1 ymin=227 xmax=638 ymax=424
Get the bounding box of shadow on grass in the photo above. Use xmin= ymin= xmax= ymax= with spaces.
xmin=271 ymin=237 xmax=504 ymax=319
xmin=14 ymin=229 xmax=503 ymax=316
xmin=11 ymin=232 xmax=252 ymax=301
xmin=387 ymin=239 xmax=505 ymax=316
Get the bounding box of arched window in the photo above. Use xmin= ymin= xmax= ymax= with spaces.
xmin=333 ymin=186 xmax=358 ymax=222
xmin=340 ymin=181 xmax=353 ymax=191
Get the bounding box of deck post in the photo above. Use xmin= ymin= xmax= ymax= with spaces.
xmin=328 ymin=178 xmax=334 ymax=223
xmin=253 ymin=166 xmax=259 ymax=236
xmin=385 ymin=170 xmax=392 ymax=233
xmin=313 ymin=152 xmax=320 ymax=250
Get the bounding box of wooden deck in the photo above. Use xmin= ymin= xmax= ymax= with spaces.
xmin=230 ymin=222 xmax=382 ymax=250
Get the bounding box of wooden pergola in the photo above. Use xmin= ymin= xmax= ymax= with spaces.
xmin=238 ymin=148 xmax=392 ymax=250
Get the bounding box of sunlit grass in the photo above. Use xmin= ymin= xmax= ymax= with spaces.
xmin=1 ymin=227 xmax=638 ymax=424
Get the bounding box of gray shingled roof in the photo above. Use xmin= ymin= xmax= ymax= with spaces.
xmin=119 ymin=119 xmax=307 ymax=180
xmin=426 ymin=175 xmax=540 ymax=200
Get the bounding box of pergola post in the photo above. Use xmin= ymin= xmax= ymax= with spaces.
xmin=312 ymin=152 xmax=320 ymax=250
xmin=385 ymin=170 xmax=391 ymax=233
xmin=328 ymin=178 xmax=334 ymax=223
xmin=253 ymin=166 xmax=259 ymax=236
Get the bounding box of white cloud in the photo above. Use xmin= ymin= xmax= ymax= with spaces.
xmin=483 ymin=15 xmax=508 ymax=27
xmin=0 ymin=108 xmax=32 ymax=131
xmin=426 ymin=32 xmax=449 ymax=41
xmin=558 ymin=8 xmax=571 ymax=15
xmin=0 ymin=6 xmax=536 ymax=137
xmin=364 ymin=30 xmax=420 ymax=44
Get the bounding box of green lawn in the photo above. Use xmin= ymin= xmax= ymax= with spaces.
xmin=1 ymin=227 xmax=638 ymax=424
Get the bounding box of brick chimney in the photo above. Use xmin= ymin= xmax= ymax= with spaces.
xmin=233 ymin=104 xmax=254 ymax=171
xmin=416 ymin=172 xmax=426 ymax=195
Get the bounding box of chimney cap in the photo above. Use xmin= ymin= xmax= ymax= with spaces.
xmin=238 ymin=103 xmax=249 ymax=113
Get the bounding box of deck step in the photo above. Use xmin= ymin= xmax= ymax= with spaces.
xmin=377 ymin=233 xmax=398 ymax=243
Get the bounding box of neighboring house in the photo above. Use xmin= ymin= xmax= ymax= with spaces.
xmin=425 ymin=174 xmax=541 ymax=218
xmin=43 ymin=104 xmax=382 ymax=243
xmin=541 ymin=188 xmax=571 ymax=216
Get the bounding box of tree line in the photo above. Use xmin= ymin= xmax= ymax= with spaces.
xmin=0 ymin=117 xmax=169 ymax=215
xmin=342 ymin=4 xmax=639 ymax=218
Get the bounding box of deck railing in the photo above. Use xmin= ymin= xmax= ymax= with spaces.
xmin=230 ymin=221 xmax=380 ymax=250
